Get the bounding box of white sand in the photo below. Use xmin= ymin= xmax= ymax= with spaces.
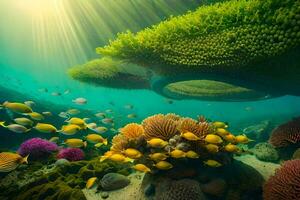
xmin=83 ymin=172 xmax=148 ymax=200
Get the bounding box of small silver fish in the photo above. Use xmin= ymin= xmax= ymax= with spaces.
xmin=72 ymin=97 xmax=87 ymax=105
xmin=101 ymin=118 xmax=114 ymax=125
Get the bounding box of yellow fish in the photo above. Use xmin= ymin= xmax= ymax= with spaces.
xmin=94 ymin=143 xmax=104 ymax=148
xmin=64 ymin=139 xmax=87 ymax=148
xmin=205 ymin=144 xmax=219 ymax=153
xmin=223 ymin=134 xmax=236 ymax=143
xmin=203 ymin=160 xmax=222 ymax=167
xmin=67 ymin=109 xmax=80 ymax=115
xmin=154 ymin=161 xmax=173 ymax=170
xmin=127 ymin=114 xmax=137 ymax=119
xmin=181 ymin=132 xmax=201 ymax=141
xmin=26 ymin=112 xmax=44 ymax=121
xmin=216 ymin=128 xmax=229 ymax=136
xmin=2 ymin=101 xmax=32 ymax=114
xmin=49 ymin=137 xmax=60 ymax=143
xmin=123 ymin=148 xmax=142 ymax=159
xmin=149 ymin=153 xmax=168 ymax=161
xmin=170 ymin=149 xmax=186 ymax=158
xmin=93 ymin=127 xmax=108 ymax=134
xmin=108 ymin=153 xmax=133 ymax=163
xmin=147 ymin=138 xmax=168 ymax=148
xmin=66 ymin=117 xmax=86 ymax=129
xmin=13 ymin=118 xmax=34 ymax=127
xmin=59 ymin=124 xmax=81 ymax=135
xmin=212 ymin=121 xmax=228 ymax=129
xmin=235 ymin=134 xmax=253 ymax=144
xmin=86 ymin=134 xmax=108 ymax=145
xmin=205 ymin=134 xmax=223 ymax=144
xmin=86 ymin=177 xmax=97 ymax=189
xmin=224 ymin=143 xmax=239 ymax=152
xmin=100 ymin=151 xmax=116 ymax=162
xmin=0 ymin=122 xmax=30 ymax=133
xmin=185 ymin=150 xmax=199 ymax=159
xmin=34 ymin=123 xmax=57 ymax=133
xmin=133 ymin=164 xmax=151 ymax=173
xmin=0 ymin=152 xmax=28 ymax=172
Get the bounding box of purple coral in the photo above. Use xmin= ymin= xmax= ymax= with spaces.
xmin=18 ymin=137 xmax=58 ymax=160
xmin=57 ymin=148 xmax=84 ymax=161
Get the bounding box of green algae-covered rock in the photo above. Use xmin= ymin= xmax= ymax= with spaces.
xmin=251 ymin=142 xmax=279 ymax=162
xmin=162 ymin=80 xmax=270 ymax=101
xmin=97 ymin=0 xmax=299 ymax=70
xmin=68 ymin=57 xmax=151 ymax=89
xmin=16 ymin=180 xmax=86 ymax=200
xmin=100 ymin=173 xmax=130 ymax=191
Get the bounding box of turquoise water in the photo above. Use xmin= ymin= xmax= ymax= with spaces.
xmin=0 ymin=1 xmax=300 ymax=200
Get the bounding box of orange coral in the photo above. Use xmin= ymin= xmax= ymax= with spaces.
xmin=111 ymin=134 xmax=129 ymax=152
xmin=142 ymin=114 xmax=180 ymax=140
xmin=178 ymin=118 xmax=211 ymax=139
xmin=120 ymin=123 xmax=145 ymax=139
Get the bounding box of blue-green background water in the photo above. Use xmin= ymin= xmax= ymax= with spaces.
xmin=1 ymin=0 xmax=300 ymax=147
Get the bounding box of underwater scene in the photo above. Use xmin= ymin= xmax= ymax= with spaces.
xmin=0 ymin=0 xmax=300 ymax=199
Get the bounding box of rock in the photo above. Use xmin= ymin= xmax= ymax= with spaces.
xmin=251 ymin=142 xmax=279 ymax=162
xmin=55 ymin=159 xmax=70 ymax=167
xmin=100 ymin=173 xmax=130 ymax=191
xmin=101 ymin=191 xmax=109 ymax=199
xmin=200 ymin=178 xmax=227 ymax=197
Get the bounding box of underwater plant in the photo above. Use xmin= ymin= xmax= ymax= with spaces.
xmin=263 ymin=159 xmax=300 ymax=200
xmin=57 ymin=148 xmax=85 ymax=162
xmin=18 ymin=137 xmax=58 ymax=160
xmin=101 ymin=113 xmax=252 ymax=172
xmin=269 ymin=117 xmax=300 ymax=148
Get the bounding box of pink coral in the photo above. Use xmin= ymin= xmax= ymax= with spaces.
xmin=269 ymin=117 xmax=300 ymax=148
xmin=57 ymin=148 xmax=84 ymax=161
xmin=263 ymin=159 xmax=300 ymax=200
xmin=18 ymin=137 xmax=58 ymax=160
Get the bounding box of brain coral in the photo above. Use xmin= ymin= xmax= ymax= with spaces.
xmin=263 ymin=159 xmax=300 ymax=200
xmin=269 ymin=117 xmax=300 ymax=148
xmin=155 ymin=178 xmax=206 ymax=200
xmin=18 ymin=138 xmax=58 ymax=160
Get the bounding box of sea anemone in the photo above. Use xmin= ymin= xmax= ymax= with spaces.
xmin=120 ymin=123 xmax=145 ymax=140
xmin=178 ymin=117 xmax=211 ymax=139
xmin=142 ymin=114 xmax=180 ymax=140
xmin=57 ymin=148 xmax=85 ymax=161
xmin=269 ymin=117 xmax=300 ymax=148
xmin=18 ymin=137 xmax=58 ymax=160
xmin=263 ymin=159 xmax=300 ymax=200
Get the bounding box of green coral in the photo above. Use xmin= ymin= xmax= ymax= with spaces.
xmin=162 ymin=80 xmax=270 ymax=101
xmin=68 ymin=57 xmax=151 ymax=89
xmin=97 ymin=0 xmax=300 ymax=70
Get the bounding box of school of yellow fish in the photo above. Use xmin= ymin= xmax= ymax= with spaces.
xmin=0 ymin=101 xmax=254 ymax=186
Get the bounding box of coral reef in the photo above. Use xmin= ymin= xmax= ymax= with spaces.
xmin=251 ymin=142 xmax=279 ymax=162
xmin=163 ymin=80 xmax=271 ymax=101
xmin=269 ymin=117 xmax=300 ymax=148
xmin=57 ymin=148 xmax=85 ymax=162
xmin=17 ymin=138 xmax=58 ymax=161
xmin=100 ymin=173 xmax=131 ymax=191
xmin=68 ymin=57 xmax=150 ymax=89
xmin=103 ymin=113 xmax=252 ymax=173
xmin=263 ymin=159 xmax=300 ymax=200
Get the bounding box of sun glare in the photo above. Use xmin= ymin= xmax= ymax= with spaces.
xmin=15 ymin=0 xmax=62 ymax=16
